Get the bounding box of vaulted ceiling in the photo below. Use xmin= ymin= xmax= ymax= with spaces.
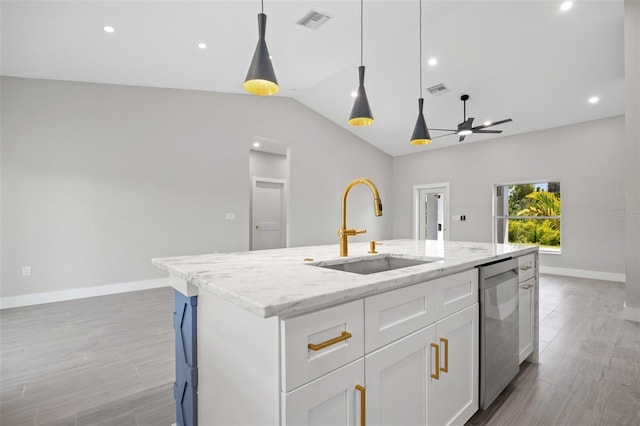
xmin=1 ymin=0 xmax=625 ymax=156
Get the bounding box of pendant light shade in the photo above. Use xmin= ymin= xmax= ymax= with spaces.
xmin=410 ymin=0 xmax=431 ymax=145
xmin=244 ymin=10 xmax=279 ymax=96
xmin=410 ymin=98 xmax=432 ymax=145
xmin=348 ymin=66 xmax=374 ymax=126
xmin=349 ymin=0 xmax=374 ymax=127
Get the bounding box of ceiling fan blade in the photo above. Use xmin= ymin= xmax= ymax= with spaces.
xmin=474 ymin=130 xmax=502 ymax=134
xmin=432 ymin=132 xmax=457 ymax=140
xmin=459 ymin=134 xmax=466 ymax=142
xmin=430 ymin=128 xmax=457 ymax=132
xmin=474 ymin=118 xmax=513 ymax=130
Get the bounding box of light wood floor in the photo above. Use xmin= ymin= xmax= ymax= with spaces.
xmin=1 ymin=275 xmax=639 ymax=425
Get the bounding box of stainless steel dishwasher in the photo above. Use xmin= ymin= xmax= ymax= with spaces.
xmin=478 ymin=257 xmax=520 ymax=410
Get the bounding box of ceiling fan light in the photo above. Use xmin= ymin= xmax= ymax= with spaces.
xmin=458 ymin=129 xmax=473 ymax=136
xmin=349 ymin=66 xmax=374 ymax=126
xmin=244 ymin=13 xmax=279 ymax=96
xmin=410 ymin=98 xmax=432 ymax=145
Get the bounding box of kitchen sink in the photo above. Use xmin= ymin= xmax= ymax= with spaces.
xmin=310 ymin=253 xmax=440 ymax=275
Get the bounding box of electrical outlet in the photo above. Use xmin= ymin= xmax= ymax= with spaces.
xmin=225 ymin=212 xmax=236 ymax=220
xmin=22 ymin=266 xmax=31 ymax=277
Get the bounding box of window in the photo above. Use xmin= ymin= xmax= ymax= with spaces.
xmin=494 ymin=182 xmax=561 ymax=252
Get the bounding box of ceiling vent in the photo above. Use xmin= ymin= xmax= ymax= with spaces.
xmin=426 ymin=84 xmax=450 ymax=96
xmin=297 ymin=10 xmax=332 ymax=30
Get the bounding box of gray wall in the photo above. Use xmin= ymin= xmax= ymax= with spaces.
xmin=624 ymin=0 xmax=640 ymax=311
xmin=392 ymin=116 xmax=626 ymax=275
xmin=1 ymin=77 xmax=393 ymax=298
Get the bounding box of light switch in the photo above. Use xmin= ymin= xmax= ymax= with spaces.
xmin=22 ymin=266 xmax=31 ymax=276
xmin=225 ymin=212 xmax=236 ymax=220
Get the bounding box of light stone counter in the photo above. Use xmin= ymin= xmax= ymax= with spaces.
xmin=152 ymin=239 xmax=537 ymax=318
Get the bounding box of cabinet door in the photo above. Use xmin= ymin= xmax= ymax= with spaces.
xmin=519 ymin=279 xmax=535 ymax=363
xmin=365 ymin=325 xmax=436 ymax=426
xmin=283 ymin=359 xmax=364 ymax=426
xmin=429 ymin=304 xmax=479 ymax=426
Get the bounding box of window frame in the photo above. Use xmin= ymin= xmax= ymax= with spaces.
xmin=492 ymin=180 xmax=562 ymax=254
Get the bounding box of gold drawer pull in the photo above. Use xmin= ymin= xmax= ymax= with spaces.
xmin=308 ymin=331 xmax=352 ymax=351
xmin=431 ymin=342 xmax=440 ymax=380
xmin=440 ymin=337 xmax=449 ymax=373
xmin=356 ymin=384 xmax=366 ymax=426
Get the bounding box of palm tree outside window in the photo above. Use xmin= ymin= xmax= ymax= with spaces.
xmin=494 ymin=182 xmax=561 ymax=253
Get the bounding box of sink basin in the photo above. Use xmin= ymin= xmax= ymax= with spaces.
xmin=310 ymin=253 xmax=440 ymax=275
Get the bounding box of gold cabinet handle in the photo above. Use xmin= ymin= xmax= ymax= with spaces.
xmin=440 ymin=337 xmax=449 ymax=373
xmin=308 ymin=331 xmax=352 ymax=351
xmin=431 ymin=343 xmax=440 ymax=380
xmin=355 ymin=384 xmax=366 ymax=426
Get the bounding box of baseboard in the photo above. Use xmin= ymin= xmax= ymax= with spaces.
xmin=0 ymin=278 xmax=170 ymax=310
xmin=624 ymin=303 xmax=640 ymax=323
xmin=539 ymin=266 xmax=626 ymax=283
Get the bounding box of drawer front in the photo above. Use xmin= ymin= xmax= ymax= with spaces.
xmin=281 ymin=300 xmax=364 ymax=392
xmin=435 ymin=269 xmax=478 ymax=319
xmin=364 ymin=281 xmax=437 ymax=353
xmin=518 ymin=254 xmax=536 ymax=282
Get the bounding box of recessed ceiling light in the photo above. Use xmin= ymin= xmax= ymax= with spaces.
xmin=484 ymin=121 xmax=492 ymax=126
xmin=428 ymin=58 xmax=438 ymax=67
xmin=588 ymin=96 xmax=600 ymax=104
xmin=253 ymin=142 xmax=261 ymax=148
xmin=560 ymin=2 xmax=573 ymax=12
xmin=103 ymin=26 xmax=115 ymax=33
xmin=197 ymin=42 xmax=207 ymax=49
xmin=351 ymin=91 xmax=358 ymax=98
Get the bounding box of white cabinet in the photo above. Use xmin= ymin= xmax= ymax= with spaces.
xmin=365 ymin=325 xmax=435 ymax=425
xmin=519 ymin=278 xmax=535 ymax=363
xmin=429 ymin=304 xmax=479 ymax=426
xmin=517 ymin=252 xmax=537 ymax=364
xmin=279 ymin=269 xmax=481 ymax=426
xmin=283 ymin=359 xmax=364 ymax=426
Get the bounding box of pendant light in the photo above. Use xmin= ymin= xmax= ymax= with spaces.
xmin=409 ymin=0 xmax=432 ymax=145
xmin=348 ymin=0 xmax=374 ymax=126
xmin=243 ymin=0 xmax=279 ymax=96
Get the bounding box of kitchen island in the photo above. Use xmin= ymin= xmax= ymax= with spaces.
xmin=153 ymin=239 xmax=539 ymax=426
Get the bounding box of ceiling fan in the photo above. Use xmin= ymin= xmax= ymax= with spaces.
xmin=431 ymin=94 xmax=513 ymax=142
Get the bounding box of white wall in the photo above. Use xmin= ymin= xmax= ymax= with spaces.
xmin=392 ymin=116 xmax=626 ymax=276
xmin=249 ymin=150 xmax=288 ymax=181
xmin=1 ymin=77 xmax=393 ymax=299
xmin=624 ymin=0 xmax=640 ymax=317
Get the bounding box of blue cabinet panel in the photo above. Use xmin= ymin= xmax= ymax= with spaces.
xmin=174 ymin=291 xmax=198 ymax=426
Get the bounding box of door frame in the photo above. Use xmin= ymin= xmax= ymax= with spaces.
xmin=413 ymin=183 xmax=450 ymax=240
xmin=251 ymin=176 xmax=288 ymax=250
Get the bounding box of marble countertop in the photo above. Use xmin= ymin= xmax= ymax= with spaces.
xmin=152 ymin=239 xmax=537 ymax=318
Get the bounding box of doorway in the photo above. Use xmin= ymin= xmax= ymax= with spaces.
xmin=251 ymin=177 xmax=286 ymax=250
xmin=414 ymin=183 xmax=450 ymax=241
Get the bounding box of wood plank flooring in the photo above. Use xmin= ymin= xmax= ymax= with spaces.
xmin=1 ymin=287 xmax=175 ymax=425
xmin=1 ymin=275 xmax=639 ymax=425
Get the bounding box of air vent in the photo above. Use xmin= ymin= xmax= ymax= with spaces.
xmin=426 ymin=84 xmax=449 ymax=96
xmin=296 ymin=10 xmax=332 ymax=29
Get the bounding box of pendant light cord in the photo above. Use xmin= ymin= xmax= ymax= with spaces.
xmin=360 ymin=0 xmax=364 ymax=66
xmin=261 ymin=0 xmax=264 ymax=14
xmin=419 ymin=0 xmax=422 ymax=98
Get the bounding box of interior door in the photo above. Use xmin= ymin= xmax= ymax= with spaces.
xmin=251 ymin=179 xmax=286 ymax=250
xmin=365 ymin=325 xmax=436 ymax=426
xmin=416 ymin=185 xmax=449 ymax=241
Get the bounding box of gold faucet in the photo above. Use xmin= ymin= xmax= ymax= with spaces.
xmin=338 ymin=178 xmax=383 ymax=256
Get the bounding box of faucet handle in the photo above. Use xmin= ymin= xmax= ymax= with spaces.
xmin=342 ymin=228 xmax=367 ymax=237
